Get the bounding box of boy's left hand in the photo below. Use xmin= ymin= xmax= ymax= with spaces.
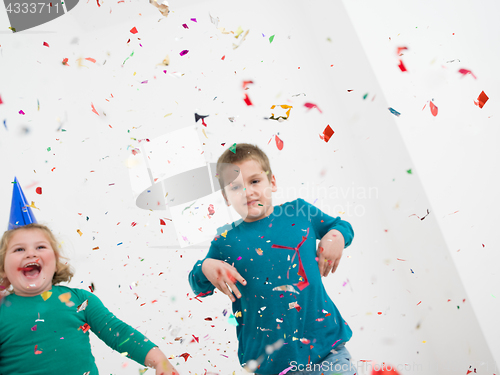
xmin=317 ymin=230 xmax=345 ymax=277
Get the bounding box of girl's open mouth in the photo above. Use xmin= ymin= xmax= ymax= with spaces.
xmin=18 ymin=263 xmax=42 ymax=278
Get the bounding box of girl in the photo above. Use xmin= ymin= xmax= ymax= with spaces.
xmin=0 ymin=223 xmax=179 ymax=375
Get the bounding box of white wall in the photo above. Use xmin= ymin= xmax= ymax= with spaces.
xmin=0 ymin=0 xmax=498 ymax=374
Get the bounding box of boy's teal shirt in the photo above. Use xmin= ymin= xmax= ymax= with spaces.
xmin=189 ymin=198 xmax=354 ymax=375
xmin=0 ymin=285 xmax=156 ymax=374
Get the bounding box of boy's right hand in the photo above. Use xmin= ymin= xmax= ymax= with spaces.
xmin=201 ymin=259 xmax=246 ymax=302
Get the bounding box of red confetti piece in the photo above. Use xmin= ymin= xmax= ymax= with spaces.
xmin=36 ymin=187 xmax=42 ymax=194
xmin=34 ymin=345 xmax=42 ymax=355
xmin=96 ymin=0 xmax=100 ymax=6
xmin=62 ymin=58 xmax=69 ymax=66
xmin=398 ymin=59 xmax=407 ymax=72
xmin=192 ymin=335 xmax=199 ymax=343
xmin=85 ymin=57 xmax=96 ymax=63
xmin=275 ymin=135 xmax=284 ymax=150
xmin=91 ymin=103 xmax=99 ymax=116
xmin=43 ymin=41 xmax=49 ymax=47
xmin=304 ymin=102 xmax=322 ymax=113
xmin=429 ymin=101 xmax=438 ymax=116
xmin=182 ymin=23 xmax=188 ymax=29
xmin=0 ymin=95 xmax=3 ymax=105
xmin=396 ymin=46 xmax=408 ymax=56
xmin=204 ymin=317 xmax=213 ymax=321
xmin=242 ymin=80 xmax=253 ymax=90
xmin=179 ymin=353 xmax=191 ymax=362
xmin=130 ymin=27 xmax=138 ymax=34
xmin=458 ymin=68 xmax=476 ymax=79
xmin=294 ymin=304 xmax=302 ymax=312
xmin=243 ymin=93 xmax=253 ymax=106
xmin=319 ymin=125 xmax=334 ymax=142
xmin=180 ymin=50 xmax=189 ymax=56
xmin=474 ymin=91 xmax=489 ymax=109
xmin=80 ymin=323 xmax=90 ymax=333
xmin=160 ymin=219 xmax=166 ymax=225
xmin=131 ymin=222 xmax=137 ymax=227
xmin=221 ymin=55 xmax=225 ymax=60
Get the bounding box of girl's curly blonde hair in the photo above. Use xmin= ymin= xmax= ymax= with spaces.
xmin=0 ymin=223 xmax=74 ymax=293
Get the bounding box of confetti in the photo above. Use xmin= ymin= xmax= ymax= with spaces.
xmin=34 ymin=345 xmax=42 ymax=355
xmin=91 ymin=103 xmax=99 ymax=116
xmin=62 ymin=58 xmax=69 ymax=66
xmin=180 ymin=50 xmax=189 ymax=56
xmin=179 ymin=353 xmax=191 ymax=362
xmin=388 ymin=107 xmax=401 ymax=117
xmin=398 ymin=60 xmax=407 ymax=72
xmin=474 ymin=91 xmax=489 ymax=109
xmin=272 ymin=285 xmax=299 ymax=294
xmin=77 ymin=299 xmax=88 ymax=313
xmin=304 ymin=102 xmax=322 ymax=113
xmin=41 ymin=291 xmax=52 ymax=301
xmin=429 ymin=101 xmax=438 ymax=116
xmin=396 ymin=46 xmax=408 ymax=56
xmin=80 ymin=323 xmax=90 ymax=333
xmin=409 ymin=209 xmax=430 ymax=221
xmin=458 ymin=68 xmax=476 ymax=79
xmin=227 ymin=314 xmax=239 ymax=326
xmin=182 ymin=23 xmax=188 ymax=29
xmin=269 ymin=34 xmax=275 ymax=43
xmin=43 ymin=41 xmax=49 ymax=47
xmin=149 ymin=0 xmax=169 ymax=17
xmin=19 ymin=110 xmax=25 ymax=115
xmin=59 ymin=292 xmax=74 ymax=307
xmin=130 ymin=27 xmax=138 ymax=34
xmin=35 ymin=187 xmax=42 ymax=194
xmin=270 ymin=104 xmax=292 ymax=120
xmin=272 ymin=229 xmax=310 ymax=290
xmin=319 ymin=125 xmax=334 ymax=142
xmin=229 ymin=143 xmax=237 ymax=153
xmin=77 ymin=229 xmax=83 ymax=236
xmin=275 ymin=135 xmax=284 ymax=150
xmin=243 ymin=93 xmax=253 ymax=106
xmin=194 ymin=113 xmax=209 ymax=126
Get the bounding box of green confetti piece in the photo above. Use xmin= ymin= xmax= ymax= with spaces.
xmin=123 ymin=51 xmax=135 ymax=65
xmin=269 ymin=34 xmax=275 ymax=43
xmin=229 ymin=143 xmax=237 ymax=153
xmin=407 ymin=169 xmax=412 ymax=174
xmin=363 ymin=93 xmax=368 ymax=100
xmin=228 ymin=313 xmax=239 ymax=326
xmin=47 ymin=147 xmax=51 ymax=152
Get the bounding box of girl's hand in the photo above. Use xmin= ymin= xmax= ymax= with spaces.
xmin=145 ymin=347 xmax=179 ymax=375
xmin=317 ymin=230 xmax=345 ymax=277
xmin=202 ymin=259 xmax=246 ymax=302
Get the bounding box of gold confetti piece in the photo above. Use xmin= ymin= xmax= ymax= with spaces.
xmin=149 ymin=0 xmax=169 ymax=17
xmin=235 ymin=311 xmax=242 ymax=318
xmin=92 ymin=247 xmax=99 ymax=250
xmin=120 ymin=352 xmax=129 ymax=357
xmin=234 ymin=26 xmax=244 ymax=38
xmin=256 ymin=248 xmax=263 ymax=255
xmin=202 ymin=129 xmax=208 ymax=138
xmin=221 ymin=230 xmax=228 ymax=238
xmin=77 ymin=229 xmax=83 ymax=236
xmin=26 ymin=201 xmax=40 ymax=210
xmin=41 ymin=291 xmax=52 ymax=301
xmin=164 ymin=113 xmax=172 ymax=117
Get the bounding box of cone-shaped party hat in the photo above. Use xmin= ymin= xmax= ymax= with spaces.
xmin=8 ymin=177 xmax=37 ymax=230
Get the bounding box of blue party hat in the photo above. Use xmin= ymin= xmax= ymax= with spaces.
xmin=8 ymin=177 xmax=37 ymax=230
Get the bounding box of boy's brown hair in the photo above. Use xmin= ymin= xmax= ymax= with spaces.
xmin=216 ymin=143 xmax=273 ymax=198
xmin=0 ymin=223 xmax=74 ymax=292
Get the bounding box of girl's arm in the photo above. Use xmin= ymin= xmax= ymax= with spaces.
xmin=144 ymin=347 xmax=179 ymax=375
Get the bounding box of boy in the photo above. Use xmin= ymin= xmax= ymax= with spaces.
xmin=189 ymin=144 xmax=356 ymax=375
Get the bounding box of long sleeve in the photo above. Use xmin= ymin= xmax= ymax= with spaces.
xmin=298 ymin=198 xmax=354 ymax=247
xmin=80 ymin=289 xmax=156 ymax=366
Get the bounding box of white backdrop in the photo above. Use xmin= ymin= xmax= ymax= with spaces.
xmin=0 ymin=0 xmax=498 ymax=374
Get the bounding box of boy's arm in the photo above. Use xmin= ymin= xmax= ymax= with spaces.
xmin=317 ymin=229 xmax=345 ymax=277
xmin=188 ymin=259 xmax=216 ymax=297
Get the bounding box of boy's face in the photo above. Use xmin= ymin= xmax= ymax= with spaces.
xmin=1 ymin=229 xmax=57 ymax=297
xmin=222 ymin=159 xmax=277 ymax=222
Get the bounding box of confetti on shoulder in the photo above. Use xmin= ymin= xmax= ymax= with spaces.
xmin=77 ymin=299 xmax=88 ymax=313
